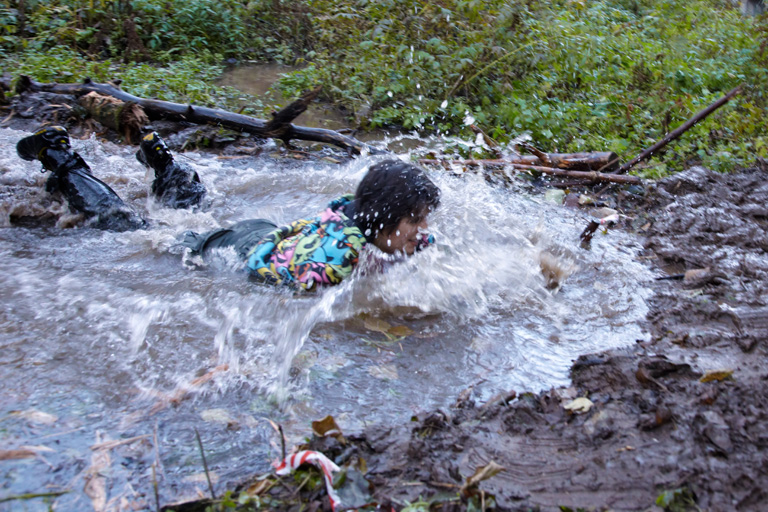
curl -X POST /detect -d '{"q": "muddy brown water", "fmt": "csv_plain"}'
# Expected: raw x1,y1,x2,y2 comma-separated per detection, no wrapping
0,125,651,510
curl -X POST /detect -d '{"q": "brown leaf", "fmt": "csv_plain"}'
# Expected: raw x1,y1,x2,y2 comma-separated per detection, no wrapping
0,449,37,460
461,460,505,494
244,478,273,497
312,415,343,437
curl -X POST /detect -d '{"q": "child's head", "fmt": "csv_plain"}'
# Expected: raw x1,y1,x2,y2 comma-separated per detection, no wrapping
353,159,440,255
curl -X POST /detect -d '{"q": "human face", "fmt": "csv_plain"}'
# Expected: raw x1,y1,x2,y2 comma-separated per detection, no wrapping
373,212,429,256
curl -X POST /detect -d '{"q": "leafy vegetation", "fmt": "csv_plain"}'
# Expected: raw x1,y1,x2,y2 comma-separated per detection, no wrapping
1,0,766,174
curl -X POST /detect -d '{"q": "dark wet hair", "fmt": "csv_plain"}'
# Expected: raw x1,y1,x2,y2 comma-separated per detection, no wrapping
352,159,440,239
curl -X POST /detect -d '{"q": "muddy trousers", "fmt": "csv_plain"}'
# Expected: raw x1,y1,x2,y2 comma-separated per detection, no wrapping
180,219,278,260
43,150,147,231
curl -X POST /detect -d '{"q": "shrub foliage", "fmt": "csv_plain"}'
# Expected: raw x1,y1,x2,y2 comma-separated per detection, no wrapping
1,0,766,173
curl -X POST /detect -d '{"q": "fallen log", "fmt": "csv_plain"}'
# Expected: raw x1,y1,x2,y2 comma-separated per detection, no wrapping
78,92,148,144
16,76,379,155
419,159,642,185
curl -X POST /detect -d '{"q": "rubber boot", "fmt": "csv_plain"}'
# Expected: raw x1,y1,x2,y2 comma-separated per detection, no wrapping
17,127,147,231
136,132,206,209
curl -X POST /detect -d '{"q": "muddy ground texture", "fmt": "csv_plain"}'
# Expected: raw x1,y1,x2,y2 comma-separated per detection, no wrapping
3,90,768,511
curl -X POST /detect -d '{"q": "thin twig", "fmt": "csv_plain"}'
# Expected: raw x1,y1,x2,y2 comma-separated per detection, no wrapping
0,491,69,503
194,428,217,501
152,464,160,512
278,424,286,461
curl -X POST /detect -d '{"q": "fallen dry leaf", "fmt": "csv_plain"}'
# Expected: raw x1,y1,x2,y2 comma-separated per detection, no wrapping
312,415,343,437
0,449,37,460
461,460,505,494
564,397,594,414
10,409,58,425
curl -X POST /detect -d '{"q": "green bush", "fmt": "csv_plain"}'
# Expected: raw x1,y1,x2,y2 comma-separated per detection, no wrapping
2,0,767,174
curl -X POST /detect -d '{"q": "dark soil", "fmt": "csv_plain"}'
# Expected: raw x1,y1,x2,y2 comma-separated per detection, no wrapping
4,91,768,511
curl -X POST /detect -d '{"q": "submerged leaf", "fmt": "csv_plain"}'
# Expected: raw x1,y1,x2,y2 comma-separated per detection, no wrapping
10,409,58,425
368,364,399,380
364,316,392,333
200,408,236,425
388,325,414,337
700,369,734,383
0,449,37,460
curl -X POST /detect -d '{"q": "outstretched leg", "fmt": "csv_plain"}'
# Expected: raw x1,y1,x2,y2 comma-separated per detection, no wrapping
181,219,277,259
16,126,147,231
136,132,207,209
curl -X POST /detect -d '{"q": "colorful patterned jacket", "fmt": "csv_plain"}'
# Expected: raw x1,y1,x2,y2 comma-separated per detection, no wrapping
245,195,366,290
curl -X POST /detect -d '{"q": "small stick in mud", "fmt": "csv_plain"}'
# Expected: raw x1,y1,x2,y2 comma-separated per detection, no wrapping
0,491,69,504
278,424,287,461
194,428,217,500
152,464,160,512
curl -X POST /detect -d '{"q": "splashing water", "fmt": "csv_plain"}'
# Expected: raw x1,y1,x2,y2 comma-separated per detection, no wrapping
0,127,650,509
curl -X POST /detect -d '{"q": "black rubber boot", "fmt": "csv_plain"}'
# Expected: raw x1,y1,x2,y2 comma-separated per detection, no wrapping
17,128,146,232
16,126,71,161
136,132,206,209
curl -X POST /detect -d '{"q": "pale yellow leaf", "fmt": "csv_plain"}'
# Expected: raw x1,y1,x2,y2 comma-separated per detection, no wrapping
563,397,594,414
11,409,58,425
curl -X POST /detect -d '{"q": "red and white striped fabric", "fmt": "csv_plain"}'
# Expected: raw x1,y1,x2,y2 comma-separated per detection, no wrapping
273,450,342,510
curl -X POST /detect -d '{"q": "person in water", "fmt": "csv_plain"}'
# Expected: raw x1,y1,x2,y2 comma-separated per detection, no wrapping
181,158,441,290
16,126,441,290
16,126,206,231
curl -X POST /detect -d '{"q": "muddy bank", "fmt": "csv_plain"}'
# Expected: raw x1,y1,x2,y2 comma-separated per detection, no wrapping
221,165,768,511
